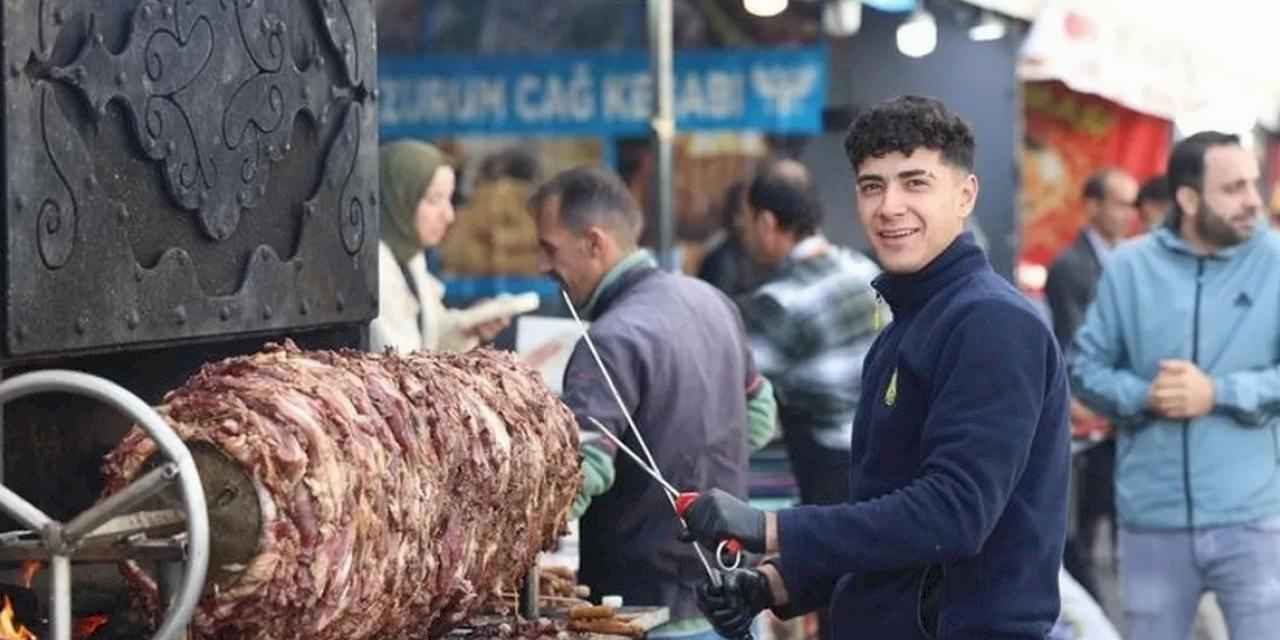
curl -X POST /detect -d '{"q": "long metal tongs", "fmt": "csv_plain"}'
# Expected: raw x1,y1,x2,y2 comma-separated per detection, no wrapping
560,290,725,585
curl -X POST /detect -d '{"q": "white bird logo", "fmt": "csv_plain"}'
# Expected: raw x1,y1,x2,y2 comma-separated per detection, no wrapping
751,64,819,118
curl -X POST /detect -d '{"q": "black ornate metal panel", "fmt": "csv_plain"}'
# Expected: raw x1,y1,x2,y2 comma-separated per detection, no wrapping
2,0,378,360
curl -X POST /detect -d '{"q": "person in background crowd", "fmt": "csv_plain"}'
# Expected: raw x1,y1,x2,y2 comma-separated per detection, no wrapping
372,140,509,352
735,157,882,640
1137,174,1172,231
1071,131,1280,639
1270,185,1280,231
698,179,767,298
683,96,1070,640
531,166,777,640
1043,168,1137,600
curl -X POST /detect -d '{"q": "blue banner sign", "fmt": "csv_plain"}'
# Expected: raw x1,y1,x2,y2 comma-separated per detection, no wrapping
378,46,828,138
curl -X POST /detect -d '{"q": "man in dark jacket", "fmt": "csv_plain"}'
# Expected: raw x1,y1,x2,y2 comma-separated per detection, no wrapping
1044,168,1137,348
1043,168,1137,599
682,96,1071,639
530,166,777,639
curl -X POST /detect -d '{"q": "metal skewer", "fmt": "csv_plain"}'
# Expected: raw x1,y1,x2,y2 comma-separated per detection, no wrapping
564,291,722,586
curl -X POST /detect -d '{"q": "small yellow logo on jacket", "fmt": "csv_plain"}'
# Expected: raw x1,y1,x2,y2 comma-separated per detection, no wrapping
884,369,898,407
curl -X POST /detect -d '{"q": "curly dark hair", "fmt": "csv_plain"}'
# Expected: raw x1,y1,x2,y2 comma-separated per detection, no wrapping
843,96,976,173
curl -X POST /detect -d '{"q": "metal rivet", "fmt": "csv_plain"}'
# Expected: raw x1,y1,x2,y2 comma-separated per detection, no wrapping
85,175,97,191
198,191,208,206
163,6,174,18
94,33,104,47
115,72,126,87
126,311,139,329
371,89,380,101
267,144,276,157
237,192,247,205
336,294,345,311
316,56,325,69
299,299,309,315
257,184,266,197
75,317,87,334
173,305,186,325
262,305,273,320
140,5,152,20
284,142,292,153
165,141,176,155
261,17,271,32
117,204,129,223
219,305,231,321
302,202,315,217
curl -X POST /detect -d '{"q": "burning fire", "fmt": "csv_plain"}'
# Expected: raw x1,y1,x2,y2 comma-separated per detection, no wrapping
0,596,35,640
0,562,110,640
17,564,39,591
73,615,107,640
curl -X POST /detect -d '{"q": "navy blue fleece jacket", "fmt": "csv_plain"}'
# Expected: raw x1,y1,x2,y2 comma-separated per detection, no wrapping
773,233,1070,639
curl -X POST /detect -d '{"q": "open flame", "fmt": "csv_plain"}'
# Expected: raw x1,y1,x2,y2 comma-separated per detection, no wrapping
72,614,107,640
17,564,39,591
0,596,36,640
0,561,111,640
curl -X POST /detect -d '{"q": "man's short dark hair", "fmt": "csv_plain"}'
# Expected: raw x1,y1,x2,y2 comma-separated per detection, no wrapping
1136,175,1170,207
748,158,821,238
1166,131,1241,225
528,166,643,245
844,96,976,173
1083,169,1119,202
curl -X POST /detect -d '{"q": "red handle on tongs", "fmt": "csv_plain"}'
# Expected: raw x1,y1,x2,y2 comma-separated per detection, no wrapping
676,492,743,557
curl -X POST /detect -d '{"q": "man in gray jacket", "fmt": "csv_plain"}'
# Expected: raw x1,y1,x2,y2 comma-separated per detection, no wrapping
531,166,776,639
1071,131,1280,639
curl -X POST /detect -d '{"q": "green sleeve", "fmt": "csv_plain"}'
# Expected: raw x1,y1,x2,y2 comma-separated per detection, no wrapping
570,441,616,520
746,376,778,453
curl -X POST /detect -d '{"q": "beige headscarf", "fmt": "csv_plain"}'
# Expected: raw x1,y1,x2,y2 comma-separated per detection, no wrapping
379,140,447,265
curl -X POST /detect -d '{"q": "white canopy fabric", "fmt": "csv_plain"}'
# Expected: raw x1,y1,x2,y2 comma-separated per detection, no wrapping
969,0,1280,131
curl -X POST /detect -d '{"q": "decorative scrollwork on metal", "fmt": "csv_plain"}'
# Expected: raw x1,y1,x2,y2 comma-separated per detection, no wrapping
3,0,379,359
58,0,343,242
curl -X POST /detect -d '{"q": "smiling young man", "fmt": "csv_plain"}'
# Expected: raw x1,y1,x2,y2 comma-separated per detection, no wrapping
681,96,1071,639
1070,131,1280,640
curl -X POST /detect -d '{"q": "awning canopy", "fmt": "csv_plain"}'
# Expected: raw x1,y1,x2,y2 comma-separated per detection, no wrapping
1015,0,1280,131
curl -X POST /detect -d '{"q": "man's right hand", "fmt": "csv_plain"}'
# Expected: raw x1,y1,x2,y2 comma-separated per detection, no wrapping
1148,359,1215,419
696,569,774,639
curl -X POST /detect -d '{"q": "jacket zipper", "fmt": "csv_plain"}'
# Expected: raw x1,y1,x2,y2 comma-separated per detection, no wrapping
1184,258,1205,530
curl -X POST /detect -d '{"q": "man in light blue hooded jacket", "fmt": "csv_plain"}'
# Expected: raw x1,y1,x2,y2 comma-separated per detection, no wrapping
1071,130,1280,640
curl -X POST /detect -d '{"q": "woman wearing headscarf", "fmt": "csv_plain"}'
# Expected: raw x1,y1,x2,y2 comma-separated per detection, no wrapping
372,140,508,352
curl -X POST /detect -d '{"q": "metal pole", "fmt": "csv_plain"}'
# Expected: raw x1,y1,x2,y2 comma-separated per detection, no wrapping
647,0,676,271
50,554,71,640
0,484,53,532
62,463,179,545
518,559,540,619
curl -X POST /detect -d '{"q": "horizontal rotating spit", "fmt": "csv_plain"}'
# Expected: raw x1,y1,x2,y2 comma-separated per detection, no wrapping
0,370,209,640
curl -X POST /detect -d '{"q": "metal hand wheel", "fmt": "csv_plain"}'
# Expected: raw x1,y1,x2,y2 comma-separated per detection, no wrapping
0,370,209,640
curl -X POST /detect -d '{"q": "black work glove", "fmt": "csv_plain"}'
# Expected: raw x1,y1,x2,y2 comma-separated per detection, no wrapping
680,488,768,553
696,568,774,639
